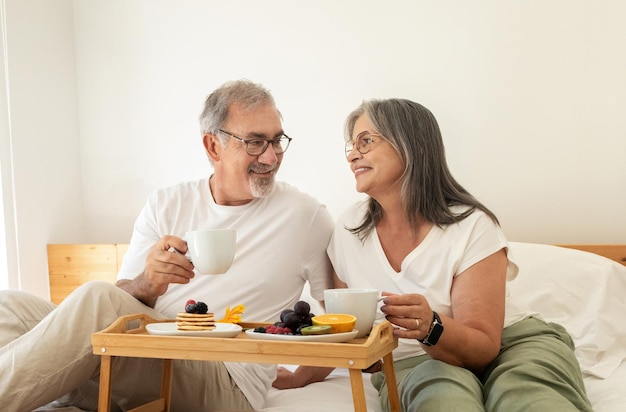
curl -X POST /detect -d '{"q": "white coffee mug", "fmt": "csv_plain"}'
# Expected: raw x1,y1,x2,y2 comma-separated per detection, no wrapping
185,229,236,275
324,288,380,338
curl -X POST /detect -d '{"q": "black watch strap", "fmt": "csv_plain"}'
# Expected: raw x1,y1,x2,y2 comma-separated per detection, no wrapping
418,311,444,346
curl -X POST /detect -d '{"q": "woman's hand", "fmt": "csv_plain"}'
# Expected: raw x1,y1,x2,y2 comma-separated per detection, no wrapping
380,292,433,341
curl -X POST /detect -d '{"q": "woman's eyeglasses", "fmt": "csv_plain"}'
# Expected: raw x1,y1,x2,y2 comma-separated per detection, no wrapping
345,132,384,158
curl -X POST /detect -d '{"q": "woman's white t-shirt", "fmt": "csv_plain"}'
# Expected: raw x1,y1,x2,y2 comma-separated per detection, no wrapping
327,201,524,362
118,178,334,410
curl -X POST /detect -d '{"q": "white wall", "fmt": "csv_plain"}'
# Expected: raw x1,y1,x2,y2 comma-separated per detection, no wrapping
3,0,626,299
1,0,84,298
0,0,13,291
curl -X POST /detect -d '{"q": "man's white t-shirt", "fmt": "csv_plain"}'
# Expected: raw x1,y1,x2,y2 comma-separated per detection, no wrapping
327,201,524,362
118,178,334,410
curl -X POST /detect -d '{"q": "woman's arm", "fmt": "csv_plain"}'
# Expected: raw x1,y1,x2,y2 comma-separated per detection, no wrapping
382,248,508,373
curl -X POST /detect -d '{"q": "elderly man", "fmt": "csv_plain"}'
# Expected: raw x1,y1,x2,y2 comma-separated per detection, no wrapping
0,79,334,411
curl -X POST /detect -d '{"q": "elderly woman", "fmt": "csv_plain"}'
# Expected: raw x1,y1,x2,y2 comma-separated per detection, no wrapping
326,98,592,412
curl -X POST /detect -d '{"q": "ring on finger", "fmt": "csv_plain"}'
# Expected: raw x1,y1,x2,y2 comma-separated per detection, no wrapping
414,318,420,329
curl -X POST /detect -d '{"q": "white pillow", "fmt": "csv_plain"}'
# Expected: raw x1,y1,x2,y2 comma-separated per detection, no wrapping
507,242,626,379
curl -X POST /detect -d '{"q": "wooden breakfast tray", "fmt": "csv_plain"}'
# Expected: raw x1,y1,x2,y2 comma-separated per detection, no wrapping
92,313,400,412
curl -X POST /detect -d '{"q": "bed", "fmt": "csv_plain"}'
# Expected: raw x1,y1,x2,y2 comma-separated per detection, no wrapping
42,242,626,411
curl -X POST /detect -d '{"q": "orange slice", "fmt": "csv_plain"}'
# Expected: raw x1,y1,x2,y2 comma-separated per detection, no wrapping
312,313,357,333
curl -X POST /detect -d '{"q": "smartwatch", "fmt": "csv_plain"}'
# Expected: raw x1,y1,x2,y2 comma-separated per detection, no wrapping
418,311,444,346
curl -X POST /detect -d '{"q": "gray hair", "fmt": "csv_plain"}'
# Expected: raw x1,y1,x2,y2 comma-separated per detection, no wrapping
199,79,280,147
344,98,498,240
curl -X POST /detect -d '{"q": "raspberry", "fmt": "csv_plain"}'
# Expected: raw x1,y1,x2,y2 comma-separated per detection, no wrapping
185,299,196,307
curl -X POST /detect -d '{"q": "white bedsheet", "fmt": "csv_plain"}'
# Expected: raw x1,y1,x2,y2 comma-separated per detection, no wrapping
263,367,381,411
583,360,626,412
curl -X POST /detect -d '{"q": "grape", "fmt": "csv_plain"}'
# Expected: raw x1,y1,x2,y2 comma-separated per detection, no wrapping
264,300,316,335
280,309,295,323
283,312,302,331
294,301,310,316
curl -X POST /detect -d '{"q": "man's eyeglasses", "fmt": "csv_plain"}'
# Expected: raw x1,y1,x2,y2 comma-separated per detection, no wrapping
218,129,292,156
345,132,384,158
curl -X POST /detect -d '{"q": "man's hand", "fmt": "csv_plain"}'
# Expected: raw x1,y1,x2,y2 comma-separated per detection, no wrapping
272,366,334,389
116,235,195,307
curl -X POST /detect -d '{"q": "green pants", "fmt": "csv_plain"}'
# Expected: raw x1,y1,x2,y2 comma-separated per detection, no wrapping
372,317,592,412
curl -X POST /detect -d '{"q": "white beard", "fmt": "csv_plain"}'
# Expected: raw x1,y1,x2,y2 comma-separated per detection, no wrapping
250,174,275,197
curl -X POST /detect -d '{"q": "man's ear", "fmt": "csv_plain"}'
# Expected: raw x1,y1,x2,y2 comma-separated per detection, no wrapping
203,133,222,162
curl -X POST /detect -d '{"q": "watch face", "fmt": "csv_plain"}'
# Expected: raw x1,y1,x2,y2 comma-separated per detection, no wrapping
426,322,444,345
421,312,444,346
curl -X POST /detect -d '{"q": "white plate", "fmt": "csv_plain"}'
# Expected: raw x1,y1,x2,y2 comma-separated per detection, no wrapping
245,329,359,343
146,322,242,338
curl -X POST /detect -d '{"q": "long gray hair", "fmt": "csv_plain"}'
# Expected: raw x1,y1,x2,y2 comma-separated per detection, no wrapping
199,79,281,146
344,98,498,240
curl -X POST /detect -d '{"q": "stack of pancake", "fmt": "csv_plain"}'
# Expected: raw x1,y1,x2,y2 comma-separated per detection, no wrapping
176,312,216,331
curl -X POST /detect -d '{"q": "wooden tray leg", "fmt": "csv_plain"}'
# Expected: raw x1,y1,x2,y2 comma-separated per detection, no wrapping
348,368,367,412
382,353,401,412
98,355,113,412
161,359,173,411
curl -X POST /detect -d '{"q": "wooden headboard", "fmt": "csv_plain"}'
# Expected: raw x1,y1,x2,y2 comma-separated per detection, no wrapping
554,244,626,266
47,243,626,305
47,244,129,304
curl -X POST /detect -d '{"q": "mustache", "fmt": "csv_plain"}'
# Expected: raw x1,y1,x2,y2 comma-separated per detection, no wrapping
249,164,276,174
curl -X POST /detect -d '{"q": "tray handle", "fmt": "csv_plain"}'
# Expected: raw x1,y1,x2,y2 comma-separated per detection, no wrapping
363,320,395,346
99,313,161,334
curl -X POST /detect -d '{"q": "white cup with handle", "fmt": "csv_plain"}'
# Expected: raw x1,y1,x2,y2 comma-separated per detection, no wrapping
324,288,380,338
185,229,236,275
